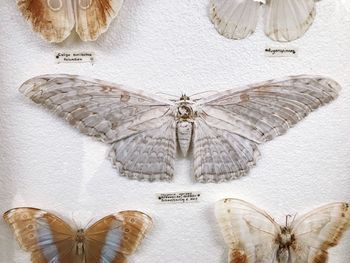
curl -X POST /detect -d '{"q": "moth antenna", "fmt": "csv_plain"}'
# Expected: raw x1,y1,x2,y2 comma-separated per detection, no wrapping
83,217,95,229
291,213,298,226
285,214,292,227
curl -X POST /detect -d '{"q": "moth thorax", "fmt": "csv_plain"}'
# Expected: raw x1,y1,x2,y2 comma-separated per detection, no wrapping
177,104,193,120
276,227,294,263
177,121,193,156
75,229,85,256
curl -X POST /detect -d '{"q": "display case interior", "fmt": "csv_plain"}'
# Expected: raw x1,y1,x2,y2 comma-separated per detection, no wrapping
1,1,350,262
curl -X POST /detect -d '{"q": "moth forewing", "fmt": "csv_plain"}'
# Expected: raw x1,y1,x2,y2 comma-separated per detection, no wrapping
289,202,350,261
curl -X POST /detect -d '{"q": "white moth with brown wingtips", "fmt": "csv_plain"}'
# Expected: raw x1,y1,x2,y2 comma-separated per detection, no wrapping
16,0,124,42
20,74,340,183
215,198,350,263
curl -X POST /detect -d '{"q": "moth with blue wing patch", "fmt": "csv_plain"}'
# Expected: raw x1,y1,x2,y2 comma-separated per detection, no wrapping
3,208,152,263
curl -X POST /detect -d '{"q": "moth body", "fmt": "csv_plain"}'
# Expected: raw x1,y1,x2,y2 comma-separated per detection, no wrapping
276,227,295,263
176,95,195,156
75,229,85,256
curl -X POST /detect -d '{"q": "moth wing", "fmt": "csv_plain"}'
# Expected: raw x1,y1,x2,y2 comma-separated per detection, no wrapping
20,74,177,181
84,211,152,263
74,0,124,41
215,198,280,262
209,0,262,39
290,202,350,262
17,0,75,42
109,115,176,182
264,0,316,42
3,207,76,263
193,75,340,182
192,117,260,183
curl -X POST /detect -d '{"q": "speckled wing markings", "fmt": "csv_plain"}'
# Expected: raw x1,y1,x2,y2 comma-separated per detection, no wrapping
3,207,76,263
4,208,153,263
74,0,124,41
209,0,262,39
215,199,350,263
193,118,260,183
20,74,176,182
194,76,340,182
210,0,319,42
265,0,316,42
109,116,176,181
215,199,279,262
16,0,123,42
17,0,75,42
290,203,350,262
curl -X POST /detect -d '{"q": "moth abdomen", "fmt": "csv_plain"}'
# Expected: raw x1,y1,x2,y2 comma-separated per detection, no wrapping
177,121,193,156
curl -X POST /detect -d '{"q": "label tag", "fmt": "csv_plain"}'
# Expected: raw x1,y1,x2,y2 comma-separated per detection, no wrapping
55,51,95,64
265,46,298,57
157,191,201,204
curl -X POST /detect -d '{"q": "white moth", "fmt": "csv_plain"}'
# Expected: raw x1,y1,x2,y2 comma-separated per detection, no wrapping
210,0,319,42
20,75,340,183
215,198,350,263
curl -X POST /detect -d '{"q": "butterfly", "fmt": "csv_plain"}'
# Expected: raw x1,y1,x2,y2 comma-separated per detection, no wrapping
3,207,152,263
20,74,340,183
215,198,350,263
16,0,124,42
210,0,319,42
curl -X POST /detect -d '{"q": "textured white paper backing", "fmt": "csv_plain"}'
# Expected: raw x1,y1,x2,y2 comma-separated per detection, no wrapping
1,1,350,262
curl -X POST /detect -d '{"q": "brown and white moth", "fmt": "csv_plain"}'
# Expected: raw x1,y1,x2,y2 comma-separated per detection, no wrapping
17,0,124,42
4,207,152,263
215,198,350,263
20,74,340,183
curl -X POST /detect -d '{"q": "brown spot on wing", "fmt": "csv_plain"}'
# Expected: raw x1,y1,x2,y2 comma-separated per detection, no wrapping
121,92,130,102
312,251,328,263
229,248,248,263
239,93,250,102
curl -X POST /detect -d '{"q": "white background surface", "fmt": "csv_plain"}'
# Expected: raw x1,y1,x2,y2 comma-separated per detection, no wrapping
1,0,350,262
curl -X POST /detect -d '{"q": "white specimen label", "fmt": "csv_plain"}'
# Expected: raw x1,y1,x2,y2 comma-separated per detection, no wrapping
265,46,298,57
157,191,201,204
55,51,95,64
